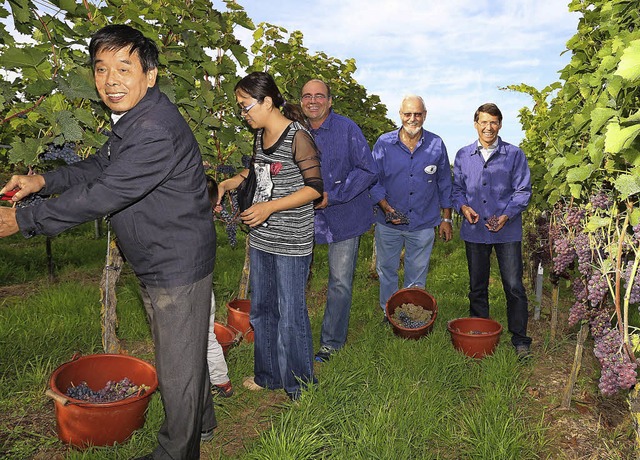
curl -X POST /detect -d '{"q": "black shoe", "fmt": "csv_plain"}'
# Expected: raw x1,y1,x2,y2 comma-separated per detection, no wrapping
314,345,336,362
201,427,215,442
515,344,532,361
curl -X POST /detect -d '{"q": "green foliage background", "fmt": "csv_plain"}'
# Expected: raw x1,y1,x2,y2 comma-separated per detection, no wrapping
510,0,640,210
0,0,394,182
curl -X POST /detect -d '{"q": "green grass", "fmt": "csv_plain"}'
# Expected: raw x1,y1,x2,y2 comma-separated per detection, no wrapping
0,223,552,459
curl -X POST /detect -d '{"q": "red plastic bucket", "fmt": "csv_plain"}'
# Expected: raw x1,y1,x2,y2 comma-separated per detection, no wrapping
47,353,158,448
226,298,254,342
385,288,438,340
447,317,503,358
214,321,242,355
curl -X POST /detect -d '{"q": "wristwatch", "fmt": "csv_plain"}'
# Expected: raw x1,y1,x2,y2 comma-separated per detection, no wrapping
441,218,453,223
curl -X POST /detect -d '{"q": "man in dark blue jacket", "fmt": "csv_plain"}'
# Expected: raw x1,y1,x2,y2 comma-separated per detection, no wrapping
0,25,216,459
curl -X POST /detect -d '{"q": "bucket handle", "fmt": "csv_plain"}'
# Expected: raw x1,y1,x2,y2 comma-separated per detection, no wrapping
45,389,71,406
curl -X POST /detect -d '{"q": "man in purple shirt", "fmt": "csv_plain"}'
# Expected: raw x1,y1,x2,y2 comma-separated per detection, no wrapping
451,103,532,359
301,79,378,362
370,95,453,319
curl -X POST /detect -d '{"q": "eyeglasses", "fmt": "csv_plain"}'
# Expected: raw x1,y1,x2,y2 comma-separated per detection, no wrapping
301,93,328,102
476,121,500,128
401,112,425,118
237,100,258,118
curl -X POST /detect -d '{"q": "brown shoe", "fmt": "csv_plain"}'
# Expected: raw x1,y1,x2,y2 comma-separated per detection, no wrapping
242,376,264,391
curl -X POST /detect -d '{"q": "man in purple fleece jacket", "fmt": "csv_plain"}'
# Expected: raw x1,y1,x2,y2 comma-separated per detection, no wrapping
301,79,378,362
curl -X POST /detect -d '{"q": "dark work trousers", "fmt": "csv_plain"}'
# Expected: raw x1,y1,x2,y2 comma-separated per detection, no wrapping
464,241,532,347
140,273,216,459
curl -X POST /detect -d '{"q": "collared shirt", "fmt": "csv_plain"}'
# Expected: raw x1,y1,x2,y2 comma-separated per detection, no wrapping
452,137,531,244
479,139,498,162
370,128,453,231
311,110,377,244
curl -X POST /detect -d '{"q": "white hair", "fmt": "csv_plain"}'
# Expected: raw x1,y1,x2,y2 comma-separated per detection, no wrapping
399,95,426,112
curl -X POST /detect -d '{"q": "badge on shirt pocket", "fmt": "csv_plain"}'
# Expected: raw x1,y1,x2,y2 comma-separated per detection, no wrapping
424,165,437,174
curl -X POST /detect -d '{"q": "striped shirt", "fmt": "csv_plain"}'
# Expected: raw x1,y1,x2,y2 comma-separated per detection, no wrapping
249,122,317,256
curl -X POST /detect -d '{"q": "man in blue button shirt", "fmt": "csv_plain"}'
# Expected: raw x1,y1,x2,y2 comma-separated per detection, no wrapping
301,79,378,362
370,95,453,319
451,103,532,360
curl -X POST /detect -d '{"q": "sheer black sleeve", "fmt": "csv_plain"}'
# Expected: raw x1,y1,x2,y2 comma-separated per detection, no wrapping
292,129,323,195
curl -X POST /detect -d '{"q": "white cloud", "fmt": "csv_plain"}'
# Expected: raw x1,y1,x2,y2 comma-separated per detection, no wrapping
234,0,581,157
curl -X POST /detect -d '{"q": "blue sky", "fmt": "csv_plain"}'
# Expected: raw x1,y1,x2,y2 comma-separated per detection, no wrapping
233,0,581,158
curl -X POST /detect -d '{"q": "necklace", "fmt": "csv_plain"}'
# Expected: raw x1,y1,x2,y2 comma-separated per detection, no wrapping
400,129,420,151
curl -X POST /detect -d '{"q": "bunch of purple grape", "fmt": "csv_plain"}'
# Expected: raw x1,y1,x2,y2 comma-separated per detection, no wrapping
592,326,637,395
587,272,608,305
40,142,81,165
486,215,500,231
622,261,640,304
15,194,48,209
216,164,237,176
395,311,427,329
568,301,588,327
552,237,576,274
564,207,585,227
385,210,409,225
589,191,612,210
573,233,592,276
216,192,240,248
66,377,148,403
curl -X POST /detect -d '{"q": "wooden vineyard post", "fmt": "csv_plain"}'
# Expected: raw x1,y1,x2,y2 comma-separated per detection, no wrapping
628,386,640,454
100,235,123,354
238,234,250,299
46,236,55,281
561,321,589,409
550,280,560,342
534,263,543,320
369,239,377,278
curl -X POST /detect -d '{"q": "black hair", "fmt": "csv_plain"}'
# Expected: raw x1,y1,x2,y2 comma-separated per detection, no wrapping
89,24,159,73
234,71,306,125
474,103,503,123
206,176,218,206
302,79,332,99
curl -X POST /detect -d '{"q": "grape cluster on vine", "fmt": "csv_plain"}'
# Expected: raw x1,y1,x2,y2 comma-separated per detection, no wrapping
586,272,608,306
552,237,575,274
589,191,612,210
216,164,236,176
215,192,241,248
40,142,81,165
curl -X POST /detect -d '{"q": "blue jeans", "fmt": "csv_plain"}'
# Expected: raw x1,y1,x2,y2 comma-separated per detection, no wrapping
465,241,531,347
375,224,435,312
249,247,316,399
320,236,360,350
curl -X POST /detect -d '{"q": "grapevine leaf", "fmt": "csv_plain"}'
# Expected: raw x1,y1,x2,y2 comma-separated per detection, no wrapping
614,174,640,200
585,215,611,232
566,165,594,182
604,121,640,154
55,70,100,101
569,183,582,199
0,46,48,69
590,107,616,136
24,79,57,98
55,111,84,142
614,39,640,81
9,137,46,165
